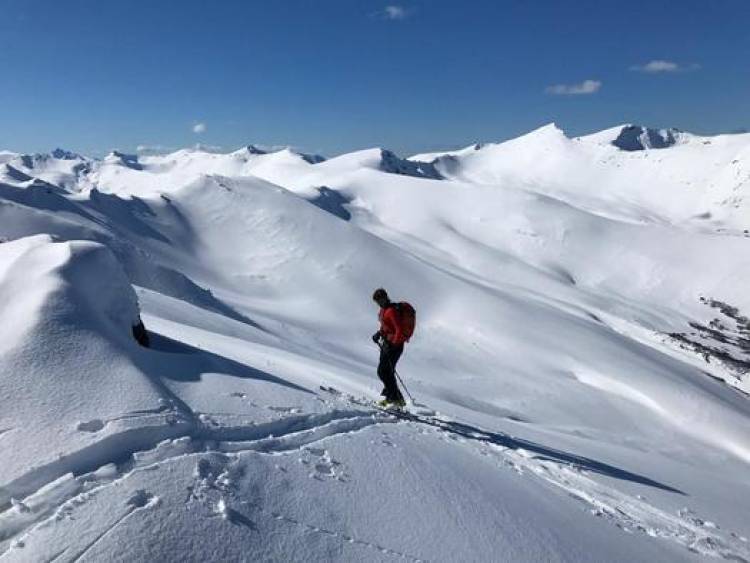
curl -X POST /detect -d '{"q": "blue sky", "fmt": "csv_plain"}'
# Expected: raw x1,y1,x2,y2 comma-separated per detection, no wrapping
0,0,748,156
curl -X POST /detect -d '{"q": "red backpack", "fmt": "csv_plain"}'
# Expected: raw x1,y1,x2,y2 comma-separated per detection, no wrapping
394,302,416,342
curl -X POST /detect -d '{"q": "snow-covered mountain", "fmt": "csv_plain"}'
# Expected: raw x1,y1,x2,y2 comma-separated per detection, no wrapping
1,125,750,562
1,149,92,192
412,124,750,231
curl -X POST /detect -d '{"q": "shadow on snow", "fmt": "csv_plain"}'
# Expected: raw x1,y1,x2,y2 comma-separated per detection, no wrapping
397,411,686,495
140,331,312,396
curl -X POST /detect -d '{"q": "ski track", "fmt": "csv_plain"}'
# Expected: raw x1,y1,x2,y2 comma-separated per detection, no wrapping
0,406,395,554
65,508,132,563
325,389,750,562
45,547,68,563
3,391,750,562
0,407,378,509
65,490,159,563
496,448,750,562
269,510,427,562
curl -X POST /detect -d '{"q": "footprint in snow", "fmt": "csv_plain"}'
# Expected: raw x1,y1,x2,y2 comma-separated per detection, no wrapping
199,413,220,426
11,498,31,513
76,419,105,432
302,447,344,480
158,398,173,411
127,489,159,509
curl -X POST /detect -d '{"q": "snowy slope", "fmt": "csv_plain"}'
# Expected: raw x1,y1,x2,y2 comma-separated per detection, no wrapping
1,125,750,562
0,236,164,498
3,150,92,192
87,146,323,198
413,124,750,232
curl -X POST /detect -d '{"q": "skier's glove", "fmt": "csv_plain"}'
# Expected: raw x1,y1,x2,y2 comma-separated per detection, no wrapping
372,331,382,345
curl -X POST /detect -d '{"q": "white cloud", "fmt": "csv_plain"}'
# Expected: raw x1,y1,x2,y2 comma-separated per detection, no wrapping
374,5,410,20
385,5,407,19
192,122,207,134
630,60,701,73
545,79,602,96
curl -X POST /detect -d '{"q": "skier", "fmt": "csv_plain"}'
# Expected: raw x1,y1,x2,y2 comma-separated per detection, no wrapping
371,288,415,408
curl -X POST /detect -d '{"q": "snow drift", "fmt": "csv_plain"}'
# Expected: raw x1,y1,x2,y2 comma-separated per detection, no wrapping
0,236,159,504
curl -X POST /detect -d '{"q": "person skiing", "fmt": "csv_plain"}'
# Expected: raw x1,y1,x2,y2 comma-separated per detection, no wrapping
371,288,412,408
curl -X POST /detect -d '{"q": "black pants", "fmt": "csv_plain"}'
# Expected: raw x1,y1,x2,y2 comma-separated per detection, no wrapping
378,342,404,402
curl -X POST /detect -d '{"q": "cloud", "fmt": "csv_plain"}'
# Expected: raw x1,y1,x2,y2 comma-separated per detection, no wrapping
192,122,207,134
630,60,701,73
545,79,602,96
373,5,410,20
385,5,407,19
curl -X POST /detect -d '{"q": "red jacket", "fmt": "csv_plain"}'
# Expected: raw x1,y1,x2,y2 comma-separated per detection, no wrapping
379,305,406,345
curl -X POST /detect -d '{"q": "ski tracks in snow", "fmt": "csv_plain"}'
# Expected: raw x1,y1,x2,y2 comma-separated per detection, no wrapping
64,490,160,563
3,387,750,562
185,450,426,562
0,401,398,559
268,510,427,563
497,447,750,561
324,387,750,562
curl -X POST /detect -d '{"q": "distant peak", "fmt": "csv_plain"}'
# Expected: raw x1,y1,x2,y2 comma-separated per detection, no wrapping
378,149,443,180
51,148,83,160
244,144,268,155
530,122,566,137
300,152,326,164
612,125,685,151
236,144,325,164
507,123,569,145
106,150,143,170
108,150,136,159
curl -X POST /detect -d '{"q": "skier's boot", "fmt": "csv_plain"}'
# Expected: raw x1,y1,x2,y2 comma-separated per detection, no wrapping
378,398,405,410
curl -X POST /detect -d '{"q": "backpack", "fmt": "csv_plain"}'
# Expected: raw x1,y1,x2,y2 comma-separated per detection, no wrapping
394,302,416,341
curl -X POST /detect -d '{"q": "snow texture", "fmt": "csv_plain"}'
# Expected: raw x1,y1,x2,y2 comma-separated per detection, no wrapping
1,125,750,562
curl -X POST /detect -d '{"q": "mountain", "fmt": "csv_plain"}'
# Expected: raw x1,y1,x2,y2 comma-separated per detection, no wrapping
411,123,750,230
581,124,687,150
85,145,324,197
1,127,749,562
4,149,92,191
104,150,144,171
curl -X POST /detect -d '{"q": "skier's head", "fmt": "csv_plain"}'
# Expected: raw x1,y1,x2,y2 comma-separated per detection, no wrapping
372,288,390,308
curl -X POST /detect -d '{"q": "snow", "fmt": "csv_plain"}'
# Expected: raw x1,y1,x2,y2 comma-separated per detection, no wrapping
87,146,323,198
1,125,750,562
412,123,750,232
3,151,91,192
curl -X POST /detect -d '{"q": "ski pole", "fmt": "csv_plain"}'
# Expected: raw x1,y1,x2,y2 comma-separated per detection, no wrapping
393,368,414,403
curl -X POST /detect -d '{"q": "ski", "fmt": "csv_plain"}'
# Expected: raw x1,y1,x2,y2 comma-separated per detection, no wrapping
319,385,435,421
